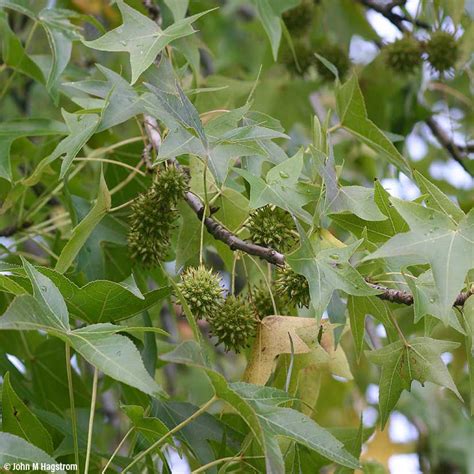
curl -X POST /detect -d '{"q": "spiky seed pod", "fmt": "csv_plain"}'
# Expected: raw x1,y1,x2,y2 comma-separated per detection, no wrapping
153,165,189,205
275,265,310,308
384,36,422,74
280,38,315,76
282,0,315,35
127,186,177,266
425,31,459,73
177,265,224,320
208,296,257,352
245,206,297,252
248,283,290,319
315,43,350,81
127,166,188,267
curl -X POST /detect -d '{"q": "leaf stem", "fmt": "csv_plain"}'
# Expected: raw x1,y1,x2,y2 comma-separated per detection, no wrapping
75,157,147,176
122,395,218,472
84,367,99,474
109,198,135,213
388,310,409,345
247,255,277,314
327,123,341,133
199,203,207,265
231,253,238,295
191,455,264,473
101,427,134,474
65,343,80,474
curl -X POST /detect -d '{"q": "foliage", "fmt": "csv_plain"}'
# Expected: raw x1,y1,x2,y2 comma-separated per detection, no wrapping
0,0,473,473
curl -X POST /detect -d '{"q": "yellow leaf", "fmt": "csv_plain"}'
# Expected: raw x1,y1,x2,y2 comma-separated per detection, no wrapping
243,316,316,385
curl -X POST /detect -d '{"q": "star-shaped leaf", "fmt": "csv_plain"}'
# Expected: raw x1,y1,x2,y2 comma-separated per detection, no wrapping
366,337,461,428
25,110,100,184
414,170,465,224
0,119,67,181
364,199,474,324
313,146,386,222
287,232,379,317
331,180,409,247
65,65,144,131
404,270,464,333
235,149,317,223
83,0,209,84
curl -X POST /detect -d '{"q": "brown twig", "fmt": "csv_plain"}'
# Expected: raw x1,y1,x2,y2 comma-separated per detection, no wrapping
142,114,472,308
183,191,286,266
356,0,430,30
139,0,472,309
368,282,473,306
425,117,471,174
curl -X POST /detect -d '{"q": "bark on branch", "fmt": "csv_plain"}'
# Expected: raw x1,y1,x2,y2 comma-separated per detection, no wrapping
140,0,472,309
356,0,430,30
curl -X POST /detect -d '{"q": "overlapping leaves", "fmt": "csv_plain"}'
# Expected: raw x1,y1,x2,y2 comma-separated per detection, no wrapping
0,259,164,397
364,198,473,323
161,340,360,472
83,0,209,84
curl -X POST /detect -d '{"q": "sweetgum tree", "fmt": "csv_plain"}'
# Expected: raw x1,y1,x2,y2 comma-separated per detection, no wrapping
0,1,473,472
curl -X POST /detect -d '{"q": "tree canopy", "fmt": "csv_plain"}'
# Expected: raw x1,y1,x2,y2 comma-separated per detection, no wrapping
0,0,473,473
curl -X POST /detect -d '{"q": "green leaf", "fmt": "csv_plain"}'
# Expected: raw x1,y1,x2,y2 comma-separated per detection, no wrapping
252,0,282,60
236,149,316,223
404,270,464,333
38,8,80,100
0,259,69,335
39,268,170,323
0,262,162,398
161,341,275,469
414,170,465,224
0,432,65,474
336,75,411,176
143,59,207,148
55,173,111,274
252,402,360,469
0,274,28,296
162,341,359,471
73,199,128,280
347,296,398,361
464,296,474,415
83,1,209,84
122,404,170,442
287,232,379,317
0,119,67,181
0,11,44,83
331,180,408,246
0,0,36,18
366,337,461,428
22,258,69,331
230,382,295,406
69,323,164,397
2,372,54,454
66,65,144,131
164,0,189,21
213,187,250,232
364,200,474,323
25,110,100,184
153,400,242,467
31,339,91,412
0,295,66,335
313,146,386,221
